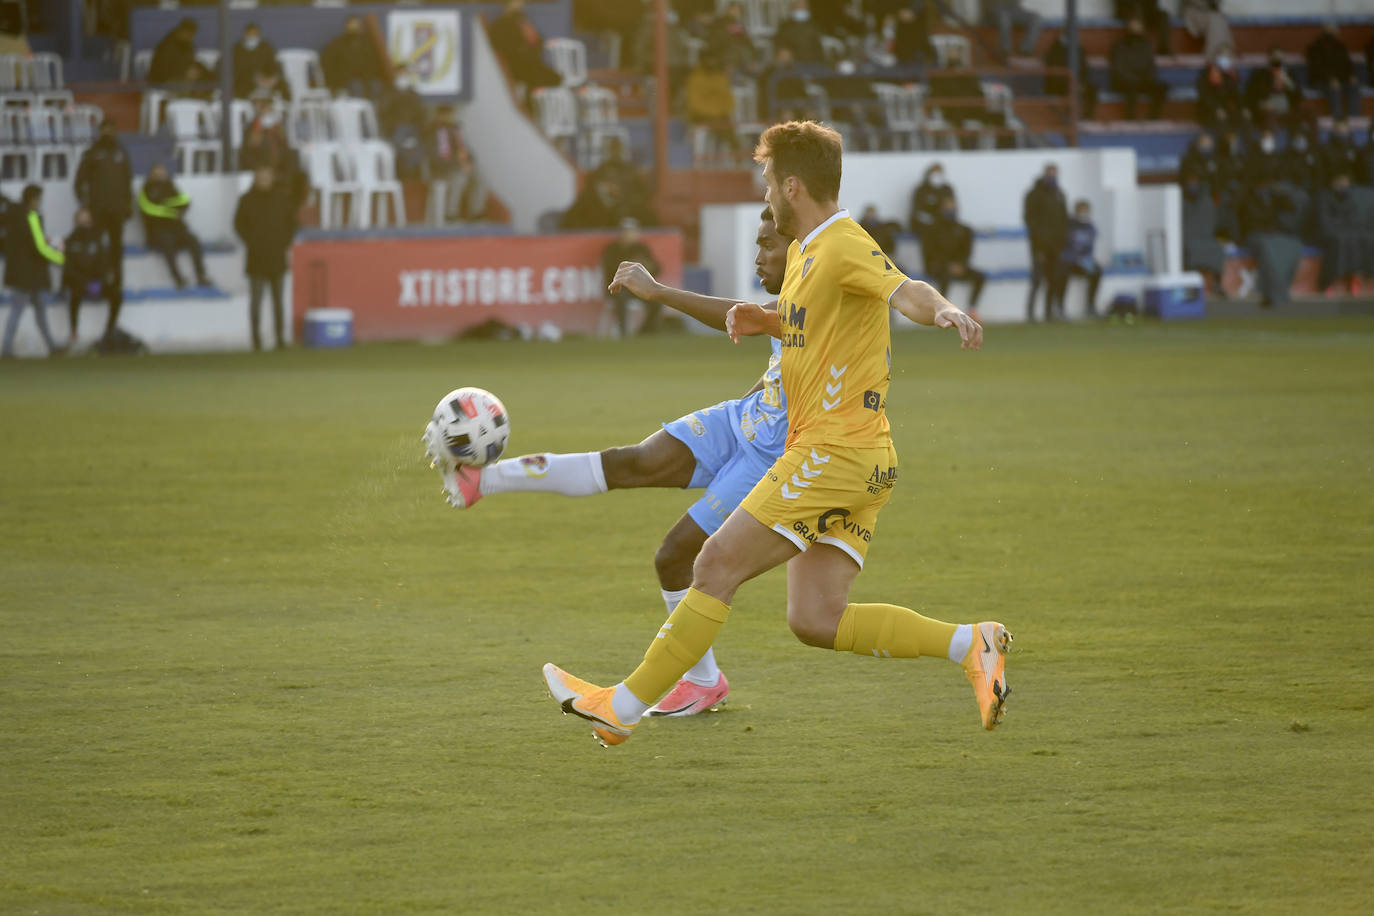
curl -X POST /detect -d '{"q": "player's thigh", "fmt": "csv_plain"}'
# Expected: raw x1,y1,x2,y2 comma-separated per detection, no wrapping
692,508,799,603
601,428,697,490
786,544,862,647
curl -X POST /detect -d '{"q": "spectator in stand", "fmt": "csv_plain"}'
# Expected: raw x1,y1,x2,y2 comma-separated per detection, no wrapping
562,175,653,230
983,0,1042,62
1023,163,1069,322
889,5,935,67
139,163,210,290
1282,126,1323,194
587,135,653,220
858,204,902,264
1114,0,1170,55
379,65,429,178
1046,32,1098,120
922,192,986,320
427,105,488,224
61,207,119,350
239,92,292,173
1305,22,1361,120
602,218,662,337
1181,0,1233,60
147,17,198,85
1314,170,1369,296
774,0,826,66
1194,45,1243,131
1321,119,1363,189
758,46,809,123
1110,17,1167,121
1244,47,1301,130
1181,168,1230,297
231,22,289,101
573,0,644,71
686,52,741,165
1244,129,1284,188
321,15,386,99
170,59,215,103
234,168,299,351
2,184,62,358
929,41,1000,148
1179,131,1223,197
1238,175,1306,307
489,0,563,94
908,162,948,244
74,119,131,309
707,2,758,75
1055,199,1103,319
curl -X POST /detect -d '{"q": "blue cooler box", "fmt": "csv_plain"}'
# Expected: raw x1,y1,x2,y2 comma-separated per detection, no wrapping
1143,272,1205,321
303,308,354,348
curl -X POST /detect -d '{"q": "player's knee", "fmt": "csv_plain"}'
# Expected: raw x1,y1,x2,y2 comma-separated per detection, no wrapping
787,614,835,649
689,536,736,598
653,536,696,590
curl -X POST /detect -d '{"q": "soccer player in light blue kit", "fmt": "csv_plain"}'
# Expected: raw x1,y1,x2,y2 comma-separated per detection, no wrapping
428,208,790,717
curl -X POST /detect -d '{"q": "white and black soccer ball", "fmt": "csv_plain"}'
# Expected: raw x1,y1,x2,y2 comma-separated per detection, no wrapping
428,387,511,468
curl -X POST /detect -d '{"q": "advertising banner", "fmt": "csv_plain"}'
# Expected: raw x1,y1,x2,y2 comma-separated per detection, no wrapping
387,9,462,96
292,231,684,341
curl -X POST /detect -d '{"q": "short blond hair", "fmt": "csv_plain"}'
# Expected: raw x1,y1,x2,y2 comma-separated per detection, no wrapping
753,120,843,204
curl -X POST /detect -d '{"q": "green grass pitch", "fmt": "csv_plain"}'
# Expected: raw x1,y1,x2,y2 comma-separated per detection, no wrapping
3,318,1372,914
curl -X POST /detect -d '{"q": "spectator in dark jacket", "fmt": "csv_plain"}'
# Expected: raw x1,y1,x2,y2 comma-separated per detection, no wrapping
1244,129,1284,188
983,0,1042,60
1109,18,1167,121
1055,199,1102,318
231,22,289,100
234,168,299,350
1239,177,1306,307
139,163,209,289
602,218,662,336
1180,131,1224,197
562,175,654,230
908,163,949,241
1023,163,1069,321
321,15,386,98
1115,0,1170,54
62,207,120,349
1244,47,1301,130
488,0,563,93
1305,23,1361,120
73,119,132,302
1195,46,1243,131
1046,33,1097,120
147,17,198,85
1282,129,1323,194
706,2,757,75
890,5,935,67
2,184,62,357
1321,119,1363,189
1181,169,1230,295
922,193,986,317
774,0,826,65
1314,171,1369,294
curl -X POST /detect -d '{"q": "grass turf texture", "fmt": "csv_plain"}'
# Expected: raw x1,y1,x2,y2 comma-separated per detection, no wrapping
2,318,1372,915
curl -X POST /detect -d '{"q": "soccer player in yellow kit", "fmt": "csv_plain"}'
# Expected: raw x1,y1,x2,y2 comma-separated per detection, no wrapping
544,121,1011,746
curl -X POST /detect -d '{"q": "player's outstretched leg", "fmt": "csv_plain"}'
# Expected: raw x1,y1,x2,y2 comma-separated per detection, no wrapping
543,663,637,747
646,515,730,717
962,621,1013,730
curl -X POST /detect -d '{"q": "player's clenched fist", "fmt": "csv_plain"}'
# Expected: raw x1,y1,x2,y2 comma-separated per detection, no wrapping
725,301,774,343
608,262,659,298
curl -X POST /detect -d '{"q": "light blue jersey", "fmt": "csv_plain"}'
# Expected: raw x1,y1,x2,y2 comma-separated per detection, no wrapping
662,339,789,535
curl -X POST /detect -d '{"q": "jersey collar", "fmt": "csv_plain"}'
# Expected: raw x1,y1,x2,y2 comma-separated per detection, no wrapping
798,208,848,254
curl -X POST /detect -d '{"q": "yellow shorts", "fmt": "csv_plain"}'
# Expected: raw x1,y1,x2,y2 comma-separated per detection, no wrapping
739,442,899,568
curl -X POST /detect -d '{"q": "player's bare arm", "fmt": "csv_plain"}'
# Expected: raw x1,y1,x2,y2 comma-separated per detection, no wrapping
610,262,775,332
726,302,781,342
890,280,983,350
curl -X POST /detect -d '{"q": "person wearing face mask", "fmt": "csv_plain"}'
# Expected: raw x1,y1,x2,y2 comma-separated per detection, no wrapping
1320,120,1362,189
1023,163,1069,322
1244,130,1284,189
1180,132,1223,197
321,15,386,98
908,163,949,246
1195,45,1243,131
230,23,286,100
773,0,825,65
1314,171,1369,296
1054,200,1102,319
379,64,429,177
1180,168,1229,297
1244,47,1300,131
1305,22,1361,120
1282,128,1322,195
921,191,986,321
1109,18,1167,121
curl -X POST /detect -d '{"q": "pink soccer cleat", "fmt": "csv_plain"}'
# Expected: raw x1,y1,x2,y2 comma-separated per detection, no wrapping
645,673,730,717
423,420,484,508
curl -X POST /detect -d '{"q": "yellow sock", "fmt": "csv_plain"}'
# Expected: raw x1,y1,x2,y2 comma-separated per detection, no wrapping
832,603,957,659
624,588,730,704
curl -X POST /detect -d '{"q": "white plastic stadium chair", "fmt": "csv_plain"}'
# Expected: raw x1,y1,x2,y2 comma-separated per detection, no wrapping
930,35,972,71
277,49,330,103
980,81,1026,149
532,86,578,155
27,107,75,179
133,49,152,82
27,52,63,90
329,97,380,143
544,38,587,89
871,82,927,150
353,139,405,228
163,98,222,173
305,141,362,229
0,107,34,179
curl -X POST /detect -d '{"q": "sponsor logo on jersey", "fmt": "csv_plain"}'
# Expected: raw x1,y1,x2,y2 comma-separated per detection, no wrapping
801,257,815,279
872,250,893,271
791,520,819,544
866,464,898,494
813,507,872,543
689,416,706,436
780,298,806,348
863,390,883,411
817,507,850,533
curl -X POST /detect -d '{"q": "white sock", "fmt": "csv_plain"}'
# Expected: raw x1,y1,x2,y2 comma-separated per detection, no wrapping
611,682,649,725
660,588,723,687
479,451,608,497
948,623,973,663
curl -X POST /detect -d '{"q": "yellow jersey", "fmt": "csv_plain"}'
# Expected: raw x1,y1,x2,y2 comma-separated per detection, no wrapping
775,210,907,450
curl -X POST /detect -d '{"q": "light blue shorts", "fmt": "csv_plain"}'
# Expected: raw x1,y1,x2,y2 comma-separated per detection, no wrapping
663,401,781,536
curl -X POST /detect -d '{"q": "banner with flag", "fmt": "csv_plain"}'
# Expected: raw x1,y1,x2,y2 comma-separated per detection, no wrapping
387,9,462,96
